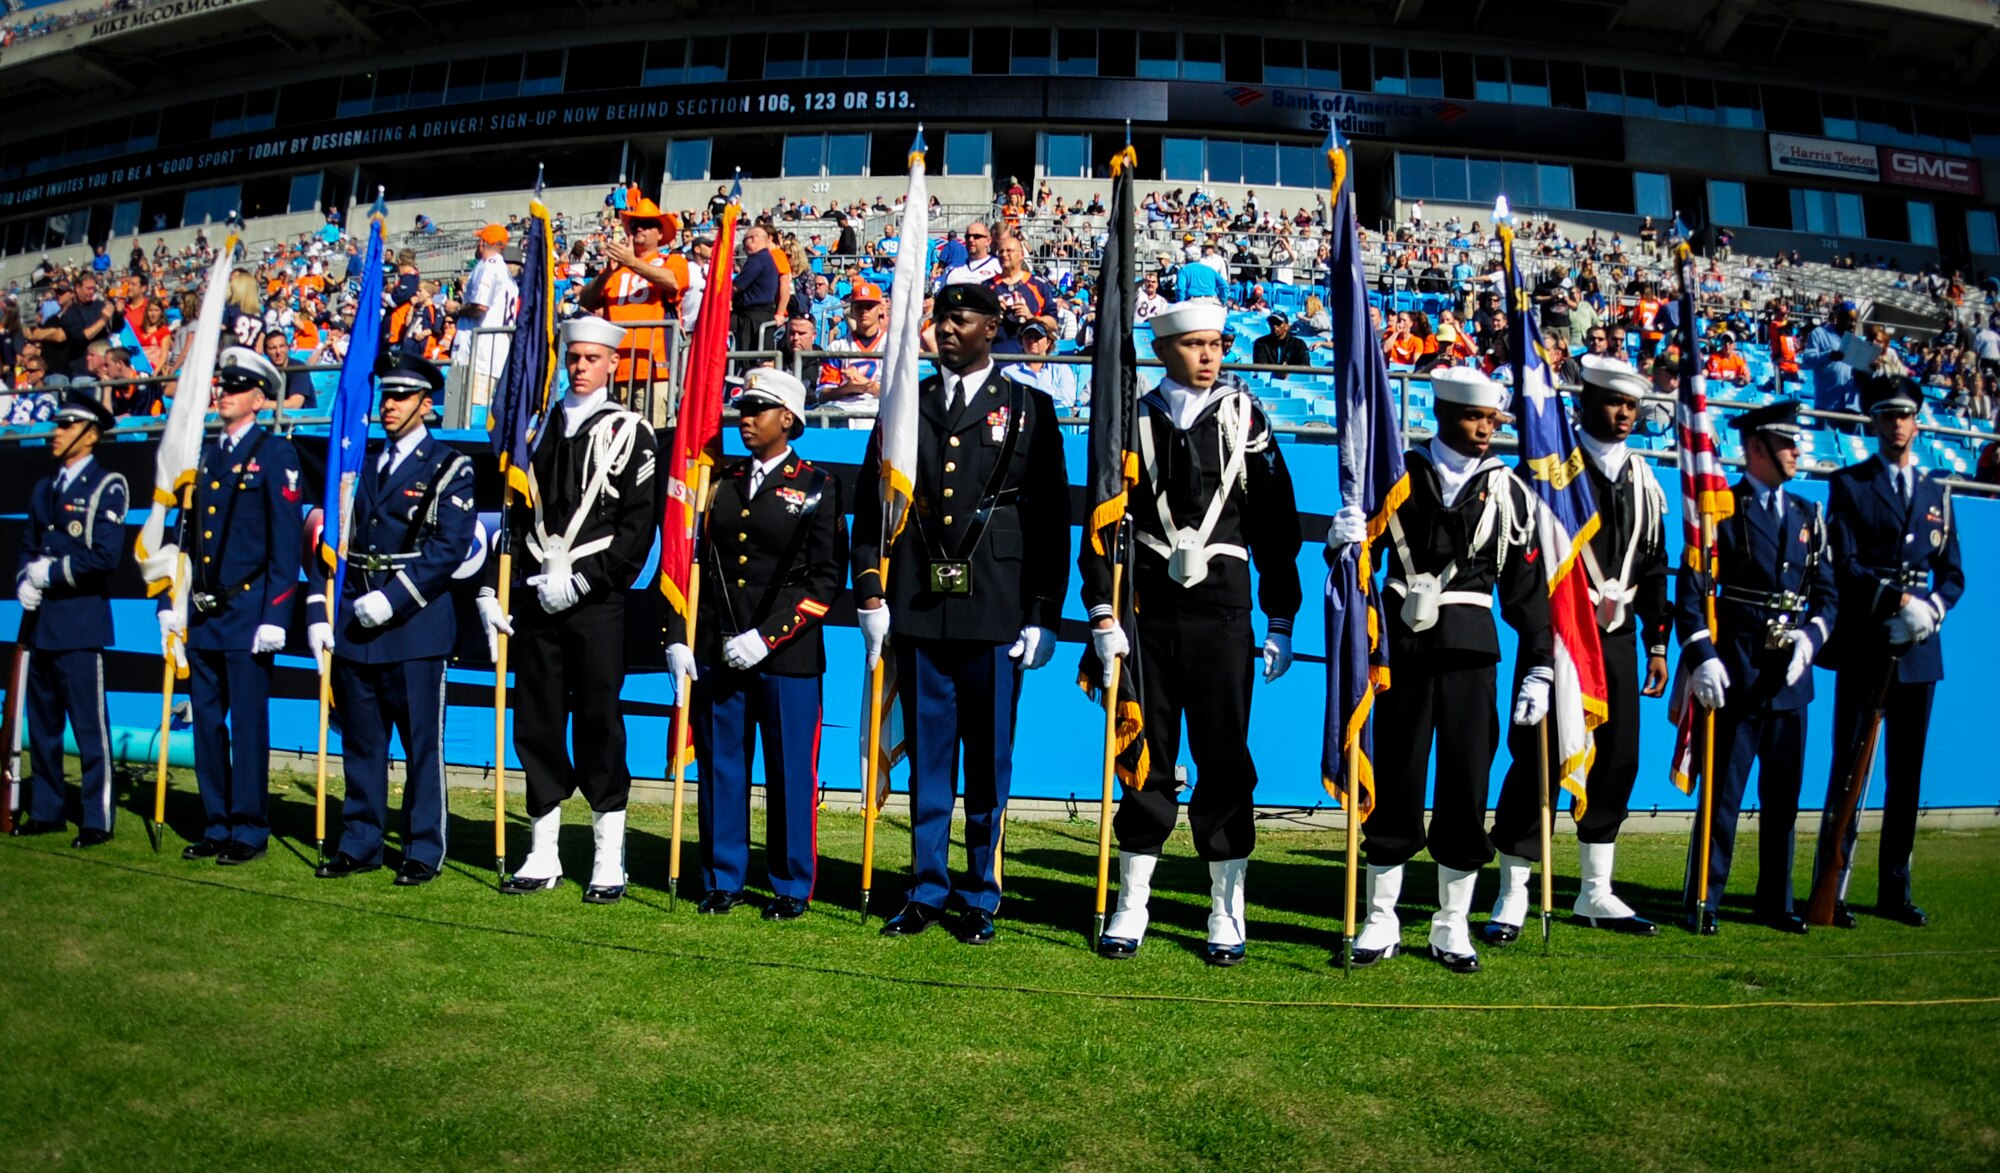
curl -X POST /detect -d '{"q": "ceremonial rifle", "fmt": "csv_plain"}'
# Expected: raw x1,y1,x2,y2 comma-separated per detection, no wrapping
1805,650,1902,926
0,636,28,836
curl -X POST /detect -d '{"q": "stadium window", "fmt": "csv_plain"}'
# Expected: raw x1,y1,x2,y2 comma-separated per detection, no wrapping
1278,144,1318,188
688,36,728,83
1371,46,1406,94
1012,27,1052,76
1303,41,1340,88
1633,171,1670,219
1163,137,1204,181
1974,113,2000,158
1510,58,1549,106
1408,50,1443,97
111,199,140,237
782,135,826,178
127,109,159,152
1834,191,1865,237
523,50,564,95
1137,32,1177,79
644,39,688,85
808,30,846,78
55,127,85,168
1097,29,1136,78
1572,165,1633,215
847,29,886,77
332,73,372,119
1715,82,1758,129
1827,94,1861,141
1474,55,1509,104
1912,104,1946,152
1341,44,1373,91
406,66,444,109
1682,77,1716,125
1583,65,1621,114
1431,155,1468,202
826,133,868,176
287,173,322,215
1708,180,1746,226
1041,132,1090,179
971,28,1009,75
1743,181,1789,229
241,88,277,134
1397,153,1433,199
483,55,523,102
1653,73,1685,122
727,34,764,82
83,119,119,162
445,59,484,105
1503,160,1538,205
182,184,239,226
1538,163,1572,209
1941,109,1973,156
1242,141,1277,186
1622,70,1656,120
1183,34,1224,82
1264,37,1303,86
373,67,412,113
1967,209,1998,256
1547,60,1585,110
1886,101,1917,148
1757,85,1818,134
1224,34,1261,84
160,100,211,146
942,131,990,177
666,139,711,182
886,29,925,74
1863,194,1909,243
765,32,805,79
1467,158,1502,205
932,29,972,75
1207,139,1241,184
210,93,244,138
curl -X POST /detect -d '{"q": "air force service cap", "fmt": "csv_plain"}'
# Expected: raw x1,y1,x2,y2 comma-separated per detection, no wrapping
377,354,443,399
1728,399,1803,442
1861,374,1921,416
53,391,115,432
216,346,283,396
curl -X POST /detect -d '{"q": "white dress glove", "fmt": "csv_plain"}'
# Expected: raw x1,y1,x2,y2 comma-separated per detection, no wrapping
1089,623,1129,688
308,621,335,661
16,581,42,611
1008,625,1058,670
858,604,891,669
723,630,770,671
1885,597,1938,646
252,623,287,655
1691,657,1731,710
25,557,52,590
475,586,513,662
1262,631,1293,683
1782,629,1814,686
158,609,185,654
529,571,586,615
353,590,393,629
1325,504,1368,552
666,642,699,682
1511,665,1553,726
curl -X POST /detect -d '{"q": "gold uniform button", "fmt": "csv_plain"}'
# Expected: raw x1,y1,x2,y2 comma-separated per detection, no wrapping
202,556,212,564
948,436,961,447
943,488,954,498
206,506,216,515
945,462,957,473
737,532,748,541
943,515,955,526
210,481,220,490
203,530,213,539
740,509,751,518
737,554,748,564
736,578,747,587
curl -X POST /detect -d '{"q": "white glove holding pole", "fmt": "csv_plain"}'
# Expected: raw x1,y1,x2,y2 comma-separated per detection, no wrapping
251,624,287,655
1511,665,1553,726
530,571,586,615
25,557,52,590
857,604,891,669
352,590,393,629
16,581,42,611
1691,657,1731,710
475,586,513,662
1089,623,1129,688
1262,631,1293,683
1008,625,1058,670
1325,504,1368,553
723,630,770,671
1885,596,1938,646
308,621,335,661
157,609,184,655
1782,629,1814,686
666,642,699,682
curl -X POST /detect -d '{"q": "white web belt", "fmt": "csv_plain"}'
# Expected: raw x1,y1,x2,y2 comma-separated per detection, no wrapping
1132,395,1250,589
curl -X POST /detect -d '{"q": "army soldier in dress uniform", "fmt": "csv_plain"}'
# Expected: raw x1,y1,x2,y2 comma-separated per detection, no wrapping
1485,356,1670,942
11,393,125,846
307,356,480,886
478,316,660,903
1812,375,1963,928
160,347,305,865
1677,400,1835,935
1082,301,1301,966
850,282,1071,946
1331,366,1551,973
666,369,847,921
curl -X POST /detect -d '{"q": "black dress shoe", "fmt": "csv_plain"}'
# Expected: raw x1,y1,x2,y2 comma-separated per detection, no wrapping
216,841,266,866
763,896,809,921
1479,920,1521,946
499,873,560,895
879,902,943,937
697,890,748,915
1097,936,1140,960
1428,944,1481,974
1204,942,1246,967
955,909,996,945
1347,943,1400,968
182,839,226,860
1761,912,1809,935
1577,913,1659,936
11,818,65,837
582,883,625,905
393,861,438,887
1880,901,1929,927
314,852,382,879
1831,901,1859,929
1686,909,1720,936
70,828,112,849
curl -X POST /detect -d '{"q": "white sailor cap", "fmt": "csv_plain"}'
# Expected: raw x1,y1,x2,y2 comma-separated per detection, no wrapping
738,367,808,430
1429,364,1512,414
561,314,628,351
1147,300,1228,339
1579,354,1650,402
216,346,283,396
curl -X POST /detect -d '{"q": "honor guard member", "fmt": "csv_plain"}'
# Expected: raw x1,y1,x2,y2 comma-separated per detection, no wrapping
1333,366,1552,973
12,393,125,846
851,282,1072,946
1812,376,1963,928
307,356,479,886
1486,356,1670,942
1082,300,1301,966
665,369,847,921
1676,400,1835,935
478,315,660,902
161,347,305,864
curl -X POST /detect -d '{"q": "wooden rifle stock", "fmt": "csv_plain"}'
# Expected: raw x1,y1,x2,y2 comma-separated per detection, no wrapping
1804,653,1900,926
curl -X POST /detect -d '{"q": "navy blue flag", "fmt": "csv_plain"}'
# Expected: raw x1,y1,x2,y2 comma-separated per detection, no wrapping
489,172,556,499
321,189,386,610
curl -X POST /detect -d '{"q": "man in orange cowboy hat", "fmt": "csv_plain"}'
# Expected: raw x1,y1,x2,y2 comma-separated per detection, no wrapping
580,196,686,423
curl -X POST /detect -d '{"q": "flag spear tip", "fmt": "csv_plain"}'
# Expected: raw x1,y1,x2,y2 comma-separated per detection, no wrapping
1493,194,1511,221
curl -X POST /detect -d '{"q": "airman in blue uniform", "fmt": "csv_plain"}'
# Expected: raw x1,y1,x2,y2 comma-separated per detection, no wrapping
308,356,479,886
11,393,126,847
161,347,305,865
1812,375,1965,928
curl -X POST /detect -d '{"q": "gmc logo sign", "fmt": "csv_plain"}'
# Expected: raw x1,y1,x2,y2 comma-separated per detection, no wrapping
1882,148,1984,197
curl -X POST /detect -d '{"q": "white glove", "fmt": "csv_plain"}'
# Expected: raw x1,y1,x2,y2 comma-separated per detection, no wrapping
352,590,393,629
308,621,335,661
858,604,891,669
17,580,42,611
666,642,699,682
1885,597,1938,646
723,630,770,671
1325,504,1368,552
1692,657,1731,710
25,557,52,590
1511,666,1553,726
1008,625,1058,670
1089,623,1129,688
1262,631,1293,683
475,586,513,662
529,571,586,614
158,609,184,654
251,623,286,655
1782,629,1814,686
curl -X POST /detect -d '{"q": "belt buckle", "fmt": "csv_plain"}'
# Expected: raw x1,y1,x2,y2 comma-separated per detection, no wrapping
927,560,972,597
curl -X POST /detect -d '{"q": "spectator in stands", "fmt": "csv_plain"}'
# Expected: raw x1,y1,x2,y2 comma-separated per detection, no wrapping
815,281,887,413
731,223,783,356
221,270,264,349
1177,244,1226,302
1133,272,1169,325
1536,266,1576,354
104,347,162,419
942,221,1000,286
1478,310,1511,375
1704,333,1751,387
1011,316,1083,416
1973,314,2000,385
1254,310,1313,379
1434,309,1476,366
1297,294,1331,336
1799,303,1860,415
986,232,1058,351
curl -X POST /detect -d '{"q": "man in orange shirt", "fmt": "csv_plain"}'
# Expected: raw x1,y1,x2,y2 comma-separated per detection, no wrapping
580,197,683,423
1704,333,1751,386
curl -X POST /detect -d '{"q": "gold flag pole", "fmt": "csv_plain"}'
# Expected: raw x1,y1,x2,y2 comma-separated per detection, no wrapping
151,657,174,852
859,553,892,925
312,576,336,868
1694,512,1721,923
1538,716,1555,953
666,462,713,911
1090,560,1126,950
491,461,516,885
1341,743,1361,975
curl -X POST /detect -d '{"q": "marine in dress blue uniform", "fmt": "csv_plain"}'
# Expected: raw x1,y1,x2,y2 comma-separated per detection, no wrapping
850,283,1072,945
11,393,126,846
308,357,479,886
665,370,847,921
1812,376,1965,927
162,347,305,865
1675,400,1836,934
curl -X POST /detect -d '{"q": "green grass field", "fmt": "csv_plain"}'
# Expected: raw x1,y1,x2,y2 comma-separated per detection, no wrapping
4,769,1998,1170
